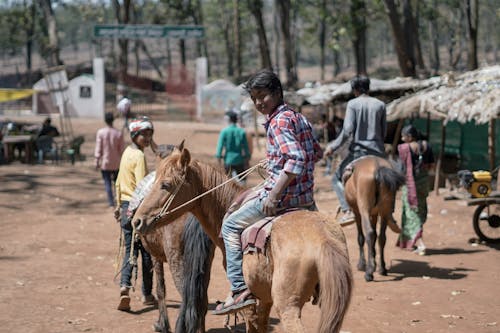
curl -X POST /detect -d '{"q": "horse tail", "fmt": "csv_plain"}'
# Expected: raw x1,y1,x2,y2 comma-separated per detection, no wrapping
317,238,353,333
175,214,215,333
375,165,406,194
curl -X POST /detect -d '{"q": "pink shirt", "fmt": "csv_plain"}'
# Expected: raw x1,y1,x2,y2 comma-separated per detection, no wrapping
94,126,125,171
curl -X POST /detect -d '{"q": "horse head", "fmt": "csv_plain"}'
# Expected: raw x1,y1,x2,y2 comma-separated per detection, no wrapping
133,141,200,235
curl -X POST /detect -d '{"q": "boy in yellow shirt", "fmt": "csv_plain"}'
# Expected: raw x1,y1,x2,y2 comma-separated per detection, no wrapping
114,116,157,311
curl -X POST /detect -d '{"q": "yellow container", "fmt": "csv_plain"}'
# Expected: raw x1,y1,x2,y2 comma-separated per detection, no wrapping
469,171,492,197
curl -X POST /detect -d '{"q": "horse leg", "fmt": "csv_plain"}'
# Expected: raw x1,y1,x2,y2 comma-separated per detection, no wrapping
256,301,272,332
355,213,366,272
378,220,388,276
362,214,377,282
240,301,272,333
154,260,171,333
274,301,305,333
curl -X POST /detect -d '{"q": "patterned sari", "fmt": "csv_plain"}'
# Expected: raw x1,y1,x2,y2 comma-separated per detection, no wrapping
397,170,430,249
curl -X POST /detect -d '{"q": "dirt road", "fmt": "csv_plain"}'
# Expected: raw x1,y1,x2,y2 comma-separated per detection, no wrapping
0,116,498,333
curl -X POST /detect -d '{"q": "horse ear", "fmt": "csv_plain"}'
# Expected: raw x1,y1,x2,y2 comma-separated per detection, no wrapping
178,139,185,151
179,147,191,170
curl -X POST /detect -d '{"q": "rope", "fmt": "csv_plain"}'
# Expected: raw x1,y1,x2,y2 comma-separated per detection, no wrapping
154,161,264,221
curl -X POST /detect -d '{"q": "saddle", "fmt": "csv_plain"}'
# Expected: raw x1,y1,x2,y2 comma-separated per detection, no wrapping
224,189,298,255
341,155,374,184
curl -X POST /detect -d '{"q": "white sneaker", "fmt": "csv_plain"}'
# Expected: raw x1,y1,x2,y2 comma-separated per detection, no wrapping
339,211,356,226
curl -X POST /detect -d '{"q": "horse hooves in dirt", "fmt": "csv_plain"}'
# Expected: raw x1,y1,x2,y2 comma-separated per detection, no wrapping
344,156,405,282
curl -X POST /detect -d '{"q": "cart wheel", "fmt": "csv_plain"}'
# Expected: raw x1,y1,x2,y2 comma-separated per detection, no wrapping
472,204,500,243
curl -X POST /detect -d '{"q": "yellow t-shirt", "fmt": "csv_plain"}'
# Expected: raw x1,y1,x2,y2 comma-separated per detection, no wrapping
115,145,148,204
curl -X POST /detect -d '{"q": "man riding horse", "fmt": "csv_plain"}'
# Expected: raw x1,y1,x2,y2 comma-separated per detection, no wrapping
325,76,388,226
213,69,323,315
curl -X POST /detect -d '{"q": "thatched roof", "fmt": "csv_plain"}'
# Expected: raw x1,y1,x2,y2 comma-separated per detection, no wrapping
293,76,438,106
386,66,500,124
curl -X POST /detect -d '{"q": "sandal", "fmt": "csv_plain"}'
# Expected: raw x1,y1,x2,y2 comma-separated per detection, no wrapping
213,289,256,315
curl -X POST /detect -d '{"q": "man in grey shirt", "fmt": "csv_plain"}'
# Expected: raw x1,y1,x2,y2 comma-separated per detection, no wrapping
325,76,387,225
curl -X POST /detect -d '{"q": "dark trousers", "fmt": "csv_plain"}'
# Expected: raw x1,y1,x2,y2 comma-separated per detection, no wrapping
101,170,118,207
225,163,246,184
120,201,153,296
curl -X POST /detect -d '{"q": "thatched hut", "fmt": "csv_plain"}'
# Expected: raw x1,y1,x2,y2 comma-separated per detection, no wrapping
386,66,500,192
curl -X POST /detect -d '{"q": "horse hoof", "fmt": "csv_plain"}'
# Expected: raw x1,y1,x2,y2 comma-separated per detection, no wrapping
365,273,374,282
153,322,170,333
379,269,388,276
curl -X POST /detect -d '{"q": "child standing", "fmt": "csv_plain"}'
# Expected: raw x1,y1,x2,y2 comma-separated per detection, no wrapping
95,112,125,207
114,117,157,311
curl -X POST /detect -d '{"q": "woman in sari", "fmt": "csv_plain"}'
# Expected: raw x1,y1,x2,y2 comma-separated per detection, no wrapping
397,125,435,255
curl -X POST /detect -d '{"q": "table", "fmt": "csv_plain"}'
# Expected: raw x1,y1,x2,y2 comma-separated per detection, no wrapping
2,135,35,164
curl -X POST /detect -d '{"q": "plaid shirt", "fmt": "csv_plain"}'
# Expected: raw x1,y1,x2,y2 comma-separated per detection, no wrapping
259,104,323,208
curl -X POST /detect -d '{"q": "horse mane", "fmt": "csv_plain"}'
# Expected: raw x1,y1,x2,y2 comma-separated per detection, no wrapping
192,161,244,213
157,149,245,235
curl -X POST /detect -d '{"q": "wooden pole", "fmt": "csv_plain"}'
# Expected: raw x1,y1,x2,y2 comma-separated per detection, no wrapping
488,118,495,171
391,118,404,157
433,120,446,196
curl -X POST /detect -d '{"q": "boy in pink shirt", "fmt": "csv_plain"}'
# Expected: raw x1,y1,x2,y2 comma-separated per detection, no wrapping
94,112,125,207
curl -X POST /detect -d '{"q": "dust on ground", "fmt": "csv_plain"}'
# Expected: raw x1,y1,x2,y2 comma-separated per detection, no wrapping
0,115,498,333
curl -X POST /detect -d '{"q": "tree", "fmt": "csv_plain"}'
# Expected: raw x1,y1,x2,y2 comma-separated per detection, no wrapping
351,0,367,75
464,0,478,70
276,0,297,88
38,0,62,66
112,0,131,88
383,0,416,77
247,0,272,70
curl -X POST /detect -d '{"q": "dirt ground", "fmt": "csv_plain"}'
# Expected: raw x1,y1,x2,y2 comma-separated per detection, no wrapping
0,115,499,333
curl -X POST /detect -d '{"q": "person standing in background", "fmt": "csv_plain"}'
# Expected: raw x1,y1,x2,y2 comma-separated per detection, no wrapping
397,124,435,256
215,110,251,184
95,112,125,207
114,117,157,311
117,97,132,131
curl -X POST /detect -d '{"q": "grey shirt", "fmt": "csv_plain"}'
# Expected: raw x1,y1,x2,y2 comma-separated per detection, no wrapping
327,94,387,155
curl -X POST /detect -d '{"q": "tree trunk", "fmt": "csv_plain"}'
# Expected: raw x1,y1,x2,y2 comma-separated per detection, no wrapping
193,0,211,76
233,0,242,79
39,0,63,67
411,1,427,76
276,0,297,88
25,1,36,83
247,0,272,69
428,0,440,75
351,0,367,75
319,0,326,80
113,0,131,88
383,0,416,77
465,0,479,70
219,0,234,76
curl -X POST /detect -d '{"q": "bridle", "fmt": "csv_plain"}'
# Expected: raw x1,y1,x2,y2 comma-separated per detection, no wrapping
148,161,265,228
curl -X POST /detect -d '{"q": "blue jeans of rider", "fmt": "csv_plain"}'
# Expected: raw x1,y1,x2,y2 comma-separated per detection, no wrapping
101,170,118,207
120,201,154,296
221,196,266,293
331,153,356,212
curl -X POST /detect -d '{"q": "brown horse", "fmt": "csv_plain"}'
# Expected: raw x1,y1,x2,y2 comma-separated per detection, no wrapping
342,155,405,282
140,213,214,333
132,145,353,333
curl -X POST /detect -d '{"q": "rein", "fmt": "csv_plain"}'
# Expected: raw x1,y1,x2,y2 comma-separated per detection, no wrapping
150,161,264,225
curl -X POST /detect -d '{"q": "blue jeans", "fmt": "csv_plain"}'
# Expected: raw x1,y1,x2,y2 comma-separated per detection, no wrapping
120,201,153,296
332,153,356,212
101,170,118,207
221,196,266,293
